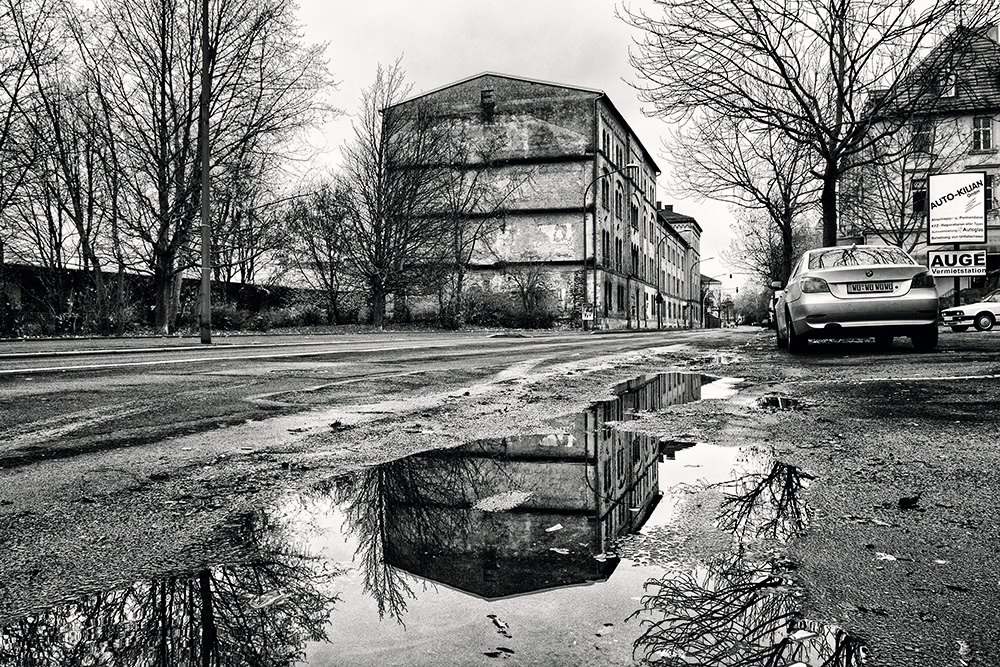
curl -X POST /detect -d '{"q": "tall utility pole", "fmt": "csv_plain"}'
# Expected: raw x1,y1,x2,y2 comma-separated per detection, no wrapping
199,0,212,344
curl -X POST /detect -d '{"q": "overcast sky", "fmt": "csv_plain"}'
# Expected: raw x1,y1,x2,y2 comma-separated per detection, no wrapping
294,0,736,279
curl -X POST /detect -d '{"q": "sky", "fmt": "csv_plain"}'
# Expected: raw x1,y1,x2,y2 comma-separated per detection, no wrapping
292,0,738,282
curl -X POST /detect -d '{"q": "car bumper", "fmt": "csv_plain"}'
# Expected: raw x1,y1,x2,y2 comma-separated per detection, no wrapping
941,314,972,326
788,292,939,338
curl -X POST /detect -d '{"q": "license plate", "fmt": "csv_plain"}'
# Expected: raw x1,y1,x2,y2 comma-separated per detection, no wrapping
847,282,894,294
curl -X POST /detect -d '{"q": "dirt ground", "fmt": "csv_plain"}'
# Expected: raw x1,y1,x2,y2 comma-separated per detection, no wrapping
0,327,998,665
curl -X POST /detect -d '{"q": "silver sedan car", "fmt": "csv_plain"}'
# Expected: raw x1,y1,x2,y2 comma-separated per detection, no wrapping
773,245,940,352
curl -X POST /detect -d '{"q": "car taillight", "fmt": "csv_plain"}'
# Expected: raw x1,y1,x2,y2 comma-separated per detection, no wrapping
801,277,830,293
911,272,935,289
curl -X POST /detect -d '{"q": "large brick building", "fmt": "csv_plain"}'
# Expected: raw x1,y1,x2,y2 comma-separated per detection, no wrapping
390,72,704,329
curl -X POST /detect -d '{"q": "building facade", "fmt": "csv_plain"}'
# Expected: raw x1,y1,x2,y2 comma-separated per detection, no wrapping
390,72,703,328
849,26,1000,295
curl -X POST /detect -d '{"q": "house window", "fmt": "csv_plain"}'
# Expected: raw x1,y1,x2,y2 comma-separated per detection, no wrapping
630,203,639,229
480,89,495,123
614,182,623,219
973,117,993,151
912,122,932,153
987,174,995,212
615,238,623,271
601,171,610,209
601,230,610,263
912,177,927,214
941,74,957,98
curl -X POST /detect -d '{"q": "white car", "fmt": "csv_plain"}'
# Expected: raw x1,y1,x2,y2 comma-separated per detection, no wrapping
773,245,940,352
940,290,1000,331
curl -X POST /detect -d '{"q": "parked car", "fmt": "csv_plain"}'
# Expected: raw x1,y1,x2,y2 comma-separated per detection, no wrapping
772,245,940,352
940,290,1000,331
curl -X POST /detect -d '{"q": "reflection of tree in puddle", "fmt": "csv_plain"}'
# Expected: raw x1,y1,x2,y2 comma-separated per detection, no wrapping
716,460,815,542
632,555,867,666
631,453,867,665
0,511,338,666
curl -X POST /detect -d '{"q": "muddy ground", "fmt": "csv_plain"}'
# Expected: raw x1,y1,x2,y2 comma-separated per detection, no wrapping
0,327,997,665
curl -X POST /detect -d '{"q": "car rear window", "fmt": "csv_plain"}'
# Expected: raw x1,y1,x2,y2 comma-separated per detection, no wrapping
808,247,913,269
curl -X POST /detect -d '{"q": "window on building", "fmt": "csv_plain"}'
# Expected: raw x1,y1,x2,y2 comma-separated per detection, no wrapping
601,170,610,209
617,285,625,312
912,121,932,153
615,238,623,271
630,204,639,229
615,183,623,219
912,177,927,215
480,89,495,123
973,116,993,151
601,230,611,264
942,73,957,98
987,174,995,212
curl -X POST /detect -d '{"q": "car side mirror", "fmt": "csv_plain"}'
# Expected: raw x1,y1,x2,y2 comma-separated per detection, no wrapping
770,281,783,290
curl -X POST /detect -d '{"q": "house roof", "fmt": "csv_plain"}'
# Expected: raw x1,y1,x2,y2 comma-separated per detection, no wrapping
889,25,1000,116
389,71,661,173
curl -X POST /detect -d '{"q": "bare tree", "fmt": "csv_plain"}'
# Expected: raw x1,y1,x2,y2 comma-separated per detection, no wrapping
434,129,534,327
840,115,967,251
340,61,454,329
723,210,819,287
624,0,999,246
86,0,332,333
668,112,817,283
284,179,356,324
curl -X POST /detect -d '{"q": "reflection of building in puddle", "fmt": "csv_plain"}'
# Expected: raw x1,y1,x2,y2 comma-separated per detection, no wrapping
632,555,867,666
335,373,709,603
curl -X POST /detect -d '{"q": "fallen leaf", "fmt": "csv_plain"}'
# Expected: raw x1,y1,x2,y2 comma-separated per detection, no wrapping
545,523,564,532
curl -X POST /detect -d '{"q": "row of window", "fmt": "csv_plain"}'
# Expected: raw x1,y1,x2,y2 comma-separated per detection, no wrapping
600,282,689,319
912,116,994,153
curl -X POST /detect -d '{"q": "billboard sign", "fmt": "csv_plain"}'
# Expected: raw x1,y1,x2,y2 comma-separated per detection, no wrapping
927,250,987,277
927,172,987,245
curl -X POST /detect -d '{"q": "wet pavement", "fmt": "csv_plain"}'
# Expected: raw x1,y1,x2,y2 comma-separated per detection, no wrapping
0,372,868,666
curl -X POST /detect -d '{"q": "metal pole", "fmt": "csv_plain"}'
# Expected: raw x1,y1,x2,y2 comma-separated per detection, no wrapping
199,0,212,344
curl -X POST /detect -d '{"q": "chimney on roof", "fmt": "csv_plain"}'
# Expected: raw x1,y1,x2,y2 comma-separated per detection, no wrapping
661,204,673,212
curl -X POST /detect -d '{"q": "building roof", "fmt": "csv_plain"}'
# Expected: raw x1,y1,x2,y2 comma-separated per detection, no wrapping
657,205,704,236
889,25,1000,116
389,71,661,173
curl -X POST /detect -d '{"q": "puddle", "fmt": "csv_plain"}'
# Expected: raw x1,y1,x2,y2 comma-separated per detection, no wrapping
758,395,803,411
0,373,864,665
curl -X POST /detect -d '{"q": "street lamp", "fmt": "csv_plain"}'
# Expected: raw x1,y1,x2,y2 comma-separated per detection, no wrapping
582,162,639,330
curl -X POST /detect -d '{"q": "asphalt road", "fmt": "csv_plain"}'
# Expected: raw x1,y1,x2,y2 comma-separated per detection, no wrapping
0,325,997,665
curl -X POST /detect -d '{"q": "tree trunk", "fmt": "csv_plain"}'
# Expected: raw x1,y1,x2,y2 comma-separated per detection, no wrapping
821,165,839,247
371,287,385,329
152,268,172,334
198,570,217,667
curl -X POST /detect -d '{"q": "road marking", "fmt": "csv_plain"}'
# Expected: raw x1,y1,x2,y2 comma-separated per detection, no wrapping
0,338,607,375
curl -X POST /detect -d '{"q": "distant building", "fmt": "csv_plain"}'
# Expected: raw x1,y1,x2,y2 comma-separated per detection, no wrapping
388,72,704,329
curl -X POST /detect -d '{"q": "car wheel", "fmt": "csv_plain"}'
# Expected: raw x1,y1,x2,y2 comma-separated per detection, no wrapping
776,315,788,349
874,334,893,348
786,308,807,353
974,312,995,332
910,324,939,351
950,325,969,332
